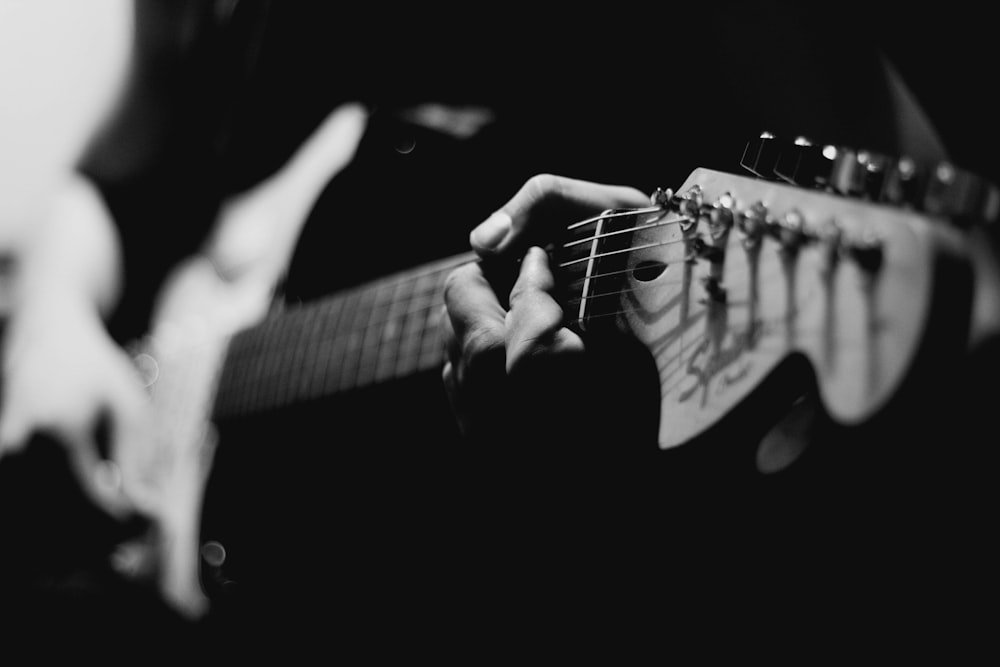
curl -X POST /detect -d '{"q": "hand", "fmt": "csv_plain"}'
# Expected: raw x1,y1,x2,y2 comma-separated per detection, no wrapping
441,174,651,449
0,292,151,520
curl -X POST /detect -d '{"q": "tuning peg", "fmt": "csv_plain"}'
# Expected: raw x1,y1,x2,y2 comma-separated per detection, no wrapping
829,147,864,196
807,144,841,191
857,151,892,200
829,149,892,200
774,136,817,186
741,131,784,179
879,156,926,208
923,162,1000,227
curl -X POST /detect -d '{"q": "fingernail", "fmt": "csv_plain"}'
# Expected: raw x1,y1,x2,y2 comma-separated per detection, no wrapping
470,211,511,251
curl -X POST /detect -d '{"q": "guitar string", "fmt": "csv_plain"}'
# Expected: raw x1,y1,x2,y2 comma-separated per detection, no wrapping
327,252,779,378
565,205,664,231
207,205,675,346
560,214,685,249
218,206,692,409
249,272,714,383
233,296,785,410
239,231,704,363
558,236,689,269
236,295,773,412
229,207,692,378
566,279,686,305
246,207,680,348
568,300,742,327
566,261,684,286
230,308,799,414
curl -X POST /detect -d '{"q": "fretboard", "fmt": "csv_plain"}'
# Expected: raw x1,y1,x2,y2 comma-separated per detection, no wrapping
212,252,476,419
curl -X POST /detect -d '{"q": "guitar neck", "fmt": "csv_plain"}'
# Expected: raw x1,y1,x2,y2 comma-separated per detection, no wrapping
212,252,476,419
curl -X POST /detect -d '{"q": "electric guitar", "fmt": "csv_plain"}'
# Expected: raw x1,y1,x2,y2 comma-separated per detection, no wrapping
117,157,980,619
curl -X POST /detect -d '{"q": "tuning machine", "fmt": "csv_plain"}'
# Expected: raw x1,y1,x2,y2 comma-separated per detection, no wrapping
741,131,784,180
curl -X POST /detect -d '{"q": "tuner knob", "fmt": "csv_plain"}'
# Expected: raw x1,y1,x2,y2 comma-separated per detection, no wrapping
650,187,674,209
880,156,926,208
857,151,891,200
830,147,865,196
924,162,1000,227
741,131,783,180
830,149,892,199
774,136,818,186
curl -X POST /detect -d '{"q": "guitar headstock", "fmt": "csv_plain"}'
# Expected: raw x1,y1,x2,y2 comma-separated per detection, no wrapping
564,166,974,450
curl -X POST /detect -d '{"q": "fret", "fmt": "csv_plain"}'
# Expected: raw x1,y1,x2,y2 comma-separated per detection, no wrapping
244,312,274,413
232,324,267,415
249,315,287,414
394,268,439,377
300,293,346,402
553,216,599,329
374,276,414,382
417,268,449,369
394,313,425,377
355,278,398,389
578,216,605,324
235,314,282,416
210,334,240,418
287,301,325,404
226,324,260,416
417,300,445,370
270,306,309,412
212,252,477,419
321,290,361,395
576,209,657,331
337,285,378,392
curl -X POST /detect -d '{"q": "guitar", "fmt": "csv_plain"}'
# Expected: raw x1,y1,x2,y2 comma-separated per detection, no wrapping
116,163,975,619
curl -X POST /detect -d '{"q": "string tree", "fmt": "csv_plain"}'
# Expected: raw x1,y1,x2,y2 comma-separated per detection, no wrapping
650,186,675,210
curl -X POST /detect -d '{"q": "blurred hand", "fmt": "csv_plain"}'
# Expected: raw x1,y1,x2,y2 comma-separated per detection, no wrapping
0,292,151,519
